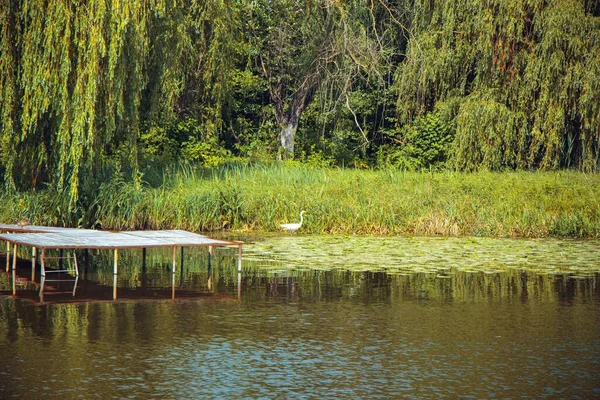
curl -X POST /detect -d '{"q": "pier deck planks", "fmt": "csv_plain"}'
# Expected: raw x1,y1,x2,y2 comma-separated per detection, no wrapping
0,224,239,250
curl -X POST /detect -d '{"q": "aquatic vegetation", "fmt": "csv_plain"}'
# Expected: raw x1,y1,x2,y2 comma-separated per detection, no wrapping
2,234,598,306
239,235,600,276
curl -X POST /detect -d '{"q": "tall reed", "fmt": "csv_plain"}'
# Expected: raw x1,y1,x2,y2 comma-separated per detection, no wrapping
0,164,598,237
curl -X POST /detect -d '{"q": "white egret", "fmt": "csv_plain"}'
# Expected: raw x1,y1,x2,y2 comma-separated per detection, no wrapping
280,211,305,234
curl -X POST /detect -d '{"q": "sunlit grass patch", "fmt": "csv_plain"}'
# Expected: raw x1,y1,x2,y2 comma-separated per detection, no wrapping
0,164,598,238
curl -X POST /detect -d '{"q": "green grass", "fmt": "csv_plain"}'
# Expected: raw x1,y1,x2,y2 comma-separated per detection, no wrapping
1,163,599,237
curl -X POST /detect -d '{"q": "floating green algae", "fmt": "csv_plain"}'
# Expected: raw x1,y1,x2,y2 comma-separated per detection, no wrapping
239,235,600,275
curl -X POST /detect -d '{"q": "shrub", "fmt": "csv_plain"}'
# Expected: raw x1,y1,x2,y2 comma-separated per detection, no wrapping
379,111,454,170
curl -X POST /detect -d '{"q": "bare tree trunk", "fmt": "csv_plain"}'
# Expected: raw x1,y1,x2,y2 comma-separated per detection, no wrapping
278,121,297,160
259,51,319,160
272,74,318,160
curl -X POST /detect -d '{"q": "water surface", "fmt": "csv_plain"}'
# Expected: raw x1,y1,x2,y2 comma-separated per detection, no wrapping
1,235,599,398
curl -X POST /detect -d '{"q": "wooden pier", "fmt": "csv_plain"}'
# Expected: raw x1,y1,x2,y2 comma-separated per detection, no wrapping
0,224,243,301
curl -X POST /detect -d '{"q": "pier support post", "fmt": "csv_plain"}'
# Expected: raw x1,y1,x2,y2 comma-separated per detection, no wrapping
72,275,78,297
172,246,177,299
114,249,119,275
31,247,36,281
208,245,213,269
41,248,46,277
39,276,45,304
180,247,185,288
237,272,242,301
73,251,79,277
113,274,118,300
237,244,242,272
12,243,18,296
5,241,10,272
113,249,118,300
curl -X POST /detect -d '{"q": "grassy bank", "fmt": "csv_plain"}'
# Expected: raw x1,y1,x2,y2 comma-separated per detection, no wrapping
1,164,599,237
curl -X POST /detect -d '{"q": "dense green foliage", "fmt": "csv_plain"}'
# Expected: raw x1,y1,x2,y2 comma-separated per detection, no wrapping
0,0,155,199
0,0,598,210
396,0,600,171
0,164,598,237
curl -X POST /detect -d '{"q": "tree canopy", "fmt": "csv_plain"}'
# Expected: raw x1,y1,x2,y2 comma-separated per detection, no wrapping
396,0,600,171
0,0,598,201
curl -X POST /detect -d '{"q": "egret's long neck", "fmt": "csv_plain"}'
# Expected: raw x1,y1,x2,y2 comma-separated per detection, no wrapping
299,212,303,225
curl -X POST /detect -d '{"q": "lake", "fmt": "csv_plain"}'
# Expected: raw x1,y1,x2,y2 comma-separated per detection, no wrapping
1,235,599,398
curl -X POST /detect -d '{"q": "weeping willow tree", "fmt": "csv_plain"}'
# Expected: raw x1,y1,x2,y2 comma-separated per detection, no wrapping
0,0,163,202
396,0,600,171
0,0,241,207
143,0,241,134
